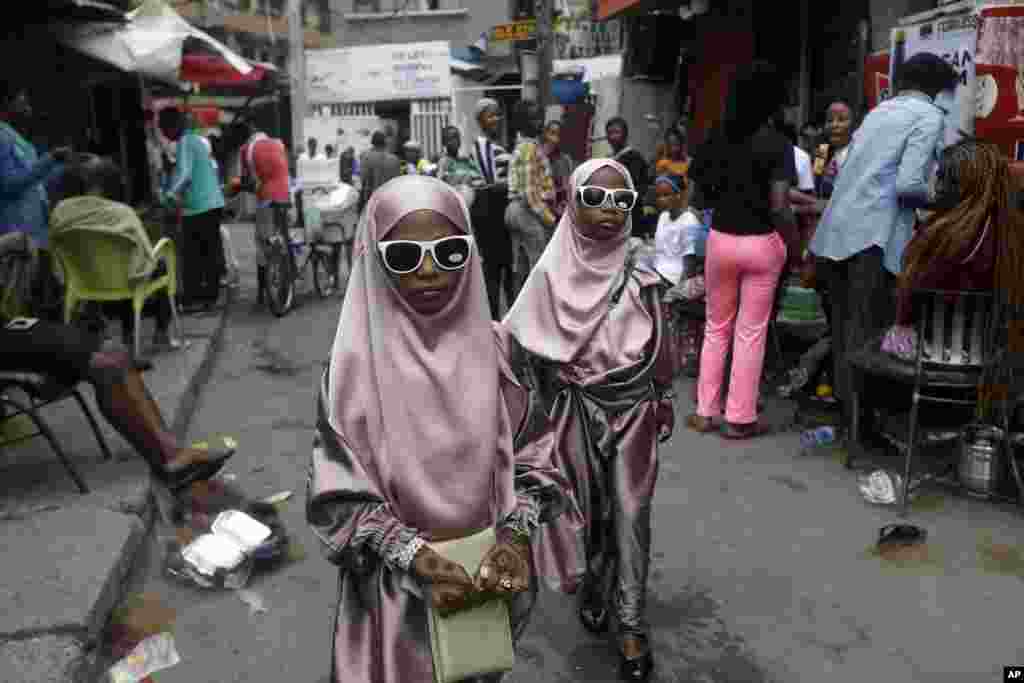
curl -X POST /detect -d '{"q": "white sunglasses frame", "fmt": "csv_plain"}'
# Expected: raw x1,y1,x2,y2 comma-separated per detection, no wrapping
576,185,639,211
376,235,475,275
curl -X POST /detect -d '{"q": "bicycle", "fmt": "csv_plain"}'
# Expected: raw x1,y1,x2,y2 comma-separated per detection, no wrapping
262,202,341,317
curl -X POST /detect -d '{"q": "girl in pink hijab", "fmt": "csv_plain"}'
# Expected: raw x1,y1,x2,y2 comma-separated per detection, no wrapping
306,175,575,683
500,158,676,682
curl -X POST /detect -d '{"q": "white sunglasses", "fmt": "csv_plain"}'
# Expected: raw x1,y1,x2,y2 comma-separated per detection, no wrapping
377,235,474,275
576,185,639,211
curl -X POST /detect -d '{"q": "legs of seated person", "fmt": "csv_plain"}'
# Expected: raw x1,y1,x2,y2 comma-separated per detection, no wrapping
0,321,223,478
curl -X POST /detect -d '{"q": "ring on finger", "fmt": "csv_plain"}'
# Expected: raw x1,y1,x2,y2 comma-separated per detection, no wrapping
500,577,513,591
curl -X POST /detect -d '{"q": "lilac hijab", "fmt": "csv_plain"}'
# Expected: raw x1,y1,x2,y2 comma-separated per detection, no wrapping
326,175,514,538
502,158,635,363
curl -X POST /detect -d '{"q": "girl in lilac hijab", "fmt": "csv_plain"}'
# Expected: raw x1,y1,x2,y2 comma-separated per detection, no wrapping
501,159,676,682
307,175,575,683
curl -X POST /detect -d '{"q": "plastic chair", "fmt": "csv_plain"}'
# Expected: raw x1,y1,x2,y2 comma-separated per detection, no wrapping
50,229,182,360
847,289,1002,515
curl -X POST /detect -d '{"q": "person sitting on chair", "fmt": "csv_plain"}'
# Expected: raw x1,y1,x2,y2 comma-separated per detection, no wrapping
50,155,181,354
882,138,1024,361
0,232,234,492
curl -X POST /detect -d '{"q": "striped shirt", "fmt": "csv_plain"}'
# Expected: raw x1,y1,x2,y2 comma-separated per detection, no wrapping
474,136,509,185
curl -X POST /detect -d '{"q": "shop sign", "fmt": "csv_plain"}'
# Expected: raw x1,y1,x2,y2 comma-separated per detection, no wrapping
492,20,536,42
890,10,976,146
306,41,451,104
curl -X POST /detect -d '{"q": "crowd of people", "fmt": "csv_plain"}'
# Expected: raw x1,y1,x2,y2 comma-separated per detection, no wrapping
4,45,1024,683
304,49,1024,683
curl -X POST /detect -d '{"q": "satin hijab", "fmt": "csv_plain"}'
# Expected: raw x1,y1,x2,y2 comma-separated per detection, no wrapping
502,158,636,363
325,175,515,539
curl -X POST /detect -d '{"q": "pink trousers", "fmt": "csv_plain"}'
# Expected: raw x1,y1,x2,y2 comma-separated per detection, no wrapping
697,229,786,424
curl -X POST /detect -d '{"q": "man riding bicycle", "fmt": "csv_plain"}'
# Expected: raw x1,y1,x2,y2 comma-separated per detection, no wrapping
232,121,291,305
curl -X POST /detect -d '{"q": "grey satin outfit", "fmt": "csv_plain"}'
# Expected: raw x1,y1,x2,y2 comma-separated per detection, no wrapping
523,263,673,639
308,333,572,683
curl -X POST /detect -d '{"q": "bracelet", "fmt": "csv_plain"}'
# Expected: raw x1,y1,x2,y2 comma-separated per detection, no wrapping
395,536,426,573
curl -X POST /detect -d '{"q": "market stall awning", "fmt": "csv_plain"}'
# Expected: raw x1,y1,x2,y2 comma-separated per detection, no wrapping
52,0,253,88
179,54,276,89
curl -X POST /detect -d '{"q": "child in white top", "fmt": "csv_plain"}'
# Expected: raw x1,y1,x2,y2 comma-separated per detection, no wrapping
652,174,702,286
653,174,705,377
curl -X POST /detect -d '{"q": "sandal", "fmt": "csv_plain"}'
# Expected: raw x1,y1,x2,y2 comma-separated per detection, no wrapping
619,636,654,682
877,524,927,549
686,414,719,434
721,421,773,440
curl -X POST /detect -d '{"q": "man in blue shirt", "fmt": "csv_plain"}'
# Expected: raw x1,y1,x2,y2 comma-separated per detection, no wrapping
159,108,226,311
0,86,71,249
810,53,959,415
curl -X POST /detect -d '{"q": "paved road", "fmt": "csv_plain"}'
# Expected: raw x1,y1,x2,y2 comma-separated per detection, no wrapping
106,223,1024,683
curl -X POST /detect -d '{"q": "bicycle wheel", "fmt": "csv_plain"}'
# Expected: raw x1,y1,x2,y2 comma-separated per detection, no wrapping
264,241,295,317
312,243,340,298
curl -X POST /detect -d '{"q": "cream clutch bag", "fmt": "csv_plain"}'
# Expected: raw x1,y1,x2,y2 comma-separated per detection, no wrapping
426,528,515,683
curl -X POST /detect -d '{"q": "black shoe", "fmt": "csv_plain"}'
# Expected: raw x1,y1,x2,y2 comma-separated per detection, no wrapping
162,448,235,492
578,604,609,634
619,651,653,682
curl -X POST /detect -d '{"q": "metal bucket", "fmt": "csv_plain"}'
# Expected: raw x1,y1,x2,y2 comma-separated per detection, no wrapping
958,424,1006,498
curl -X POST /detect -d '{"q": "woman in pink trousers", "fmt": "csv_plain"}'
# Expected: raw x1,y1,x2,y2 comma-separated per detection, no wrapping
686,62,800,439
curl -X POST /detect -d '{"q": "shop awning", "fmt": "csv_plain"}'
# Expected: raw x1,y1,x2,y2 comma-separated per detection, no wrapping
179,54,276,89
52,0,253,88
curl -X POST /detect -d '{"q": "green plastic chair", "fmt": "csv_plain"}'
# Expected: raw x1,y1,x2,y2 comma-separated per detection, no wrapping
50,229,183,359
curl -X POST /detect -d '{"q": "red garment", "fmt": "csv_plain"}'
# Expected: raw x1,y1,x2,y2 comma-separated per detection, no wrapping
240,137,290,203
895,221,996,326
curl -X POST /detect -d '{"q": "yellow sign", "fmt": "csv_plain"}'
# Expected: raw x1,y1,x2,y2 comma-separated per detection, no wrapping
492,20,536,42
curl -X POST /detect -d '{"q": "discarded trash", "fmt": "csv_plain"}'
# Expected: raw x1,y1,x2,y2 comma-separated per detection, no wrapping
800,426,836,452
107,632,180,683
251,464,267,473
263,490,293,506
219,472,238,482
857,469,920,505
166,510,282,589
108,592,177,662
237,589,269,617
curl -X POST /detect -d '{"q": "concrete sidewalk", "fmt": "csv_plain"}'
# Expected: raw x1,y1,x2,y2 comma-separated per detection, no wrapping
0,304,230,682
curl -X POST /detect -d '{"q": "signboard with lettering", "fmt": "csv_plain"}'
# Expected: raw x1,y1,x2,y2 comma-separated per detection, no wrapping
890,10,977,146
492,20,536,42
306,41,452,104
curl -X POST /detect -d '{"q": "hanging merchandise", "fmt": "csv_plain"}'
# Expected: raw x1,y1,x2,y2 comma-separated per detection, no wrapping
975,3,1024,160
889,9,977,146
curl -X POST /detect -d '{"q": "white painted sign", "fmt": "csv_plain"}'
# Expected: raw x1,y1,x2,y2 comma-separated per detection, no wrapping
306,41,452,104
890,11,977,146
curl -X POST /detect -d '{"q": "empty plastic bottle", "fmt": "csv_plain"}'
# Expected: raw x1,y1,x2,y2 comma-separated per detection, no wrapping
800,426,836,453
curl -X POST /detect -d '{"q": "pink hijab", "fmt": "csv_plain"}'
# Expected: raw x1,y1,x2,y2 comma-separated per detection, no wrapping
502,158,635,363
326,175,514,538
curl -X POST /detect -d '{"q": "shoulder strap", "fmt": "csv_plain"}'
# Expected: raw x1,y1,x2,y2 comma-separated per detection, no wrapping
610,251,638,308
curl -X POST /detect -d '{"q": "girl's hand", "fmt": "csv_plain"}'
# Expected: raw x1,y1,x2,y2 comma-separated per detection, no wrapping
412,546,476,617
475,542,531,600
656,398,675,442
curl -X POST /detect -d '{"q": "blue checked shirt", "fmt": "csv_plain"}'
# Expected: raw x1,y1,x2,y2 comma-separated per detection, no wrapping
810,91,947,275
